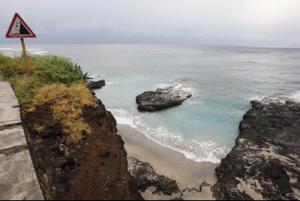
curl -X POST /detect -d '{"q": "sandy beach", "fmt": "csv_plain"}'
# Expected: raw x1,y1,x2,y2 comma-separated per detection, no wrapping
118,124,219,200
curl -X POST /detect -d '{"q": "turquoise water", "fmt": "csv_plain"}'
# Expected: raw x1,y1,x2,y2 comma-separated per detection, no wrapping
1,44,300,162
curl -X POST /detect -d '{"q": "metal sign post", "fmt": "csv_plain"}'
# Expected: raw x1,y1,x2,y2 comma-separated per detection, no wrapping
6,13,36,57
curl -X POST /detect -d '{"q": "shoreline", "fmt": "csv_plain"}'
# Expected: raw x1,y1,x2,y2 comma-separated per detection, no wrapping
118,124,219,200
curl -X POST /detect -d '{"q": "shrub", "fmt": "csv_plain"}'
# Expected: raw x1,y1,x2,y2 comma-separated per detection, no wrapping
10,75,44,105
0,55,22,79
0,54,90,105
32,83,97,144
0,55,37,79
0,54,95,144
34,56,87,84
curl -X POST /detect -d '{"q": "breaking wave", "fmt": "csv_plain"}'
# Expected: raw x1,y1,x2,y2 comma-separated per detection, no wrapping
110,108,228,163
155,82,199,97
251,91,300,104
0,47,48,56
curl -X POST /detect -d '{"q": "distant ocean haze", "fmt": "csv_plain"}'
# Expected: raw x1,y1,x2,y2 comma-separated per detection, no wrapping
1,44,300,162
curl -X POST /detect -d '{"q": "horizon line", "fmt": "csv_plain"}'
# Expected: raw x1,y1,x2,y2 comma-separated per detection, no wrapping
0,42,300,50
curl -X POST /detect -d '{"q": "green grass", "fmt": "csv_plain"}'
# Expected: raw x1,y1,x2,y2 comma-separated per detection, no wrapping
0,54,89,105
0,54,96,144
34,56,88,84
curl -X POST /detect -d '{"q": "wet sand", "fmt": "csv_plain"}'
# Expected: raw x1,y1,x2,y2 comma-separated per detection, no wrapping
118,124,219,200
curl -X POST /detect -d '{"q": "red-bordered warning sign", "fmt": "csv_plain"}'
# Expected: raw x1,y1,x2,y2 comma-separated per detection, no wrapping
6,13,36,38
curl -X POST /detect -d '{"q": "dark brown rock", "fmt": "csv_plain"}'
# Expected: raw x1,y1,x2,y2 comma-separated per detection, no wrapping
22,98,143,200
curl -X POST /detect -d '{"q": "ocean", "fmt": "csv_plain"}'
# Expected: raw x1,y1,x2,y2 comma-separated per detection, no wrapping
1,44,300,162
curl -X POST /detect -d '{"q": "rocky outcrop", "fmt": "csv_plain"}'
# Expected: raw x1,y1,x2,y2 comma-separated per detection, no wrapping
22,98,143,200
212,96,300,200
128,157,215,200
87,80,105,90
136,85,192,112
128,157,180,195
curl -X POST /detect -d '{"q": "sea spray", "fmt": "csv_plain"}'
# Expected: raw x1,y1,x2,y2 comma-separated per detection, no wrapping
251,91,300,105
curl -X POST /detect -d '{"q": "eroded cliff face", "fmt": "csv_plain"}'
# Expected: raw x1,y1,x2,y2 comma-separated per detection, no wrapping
22,98,143,200
212,98,300,200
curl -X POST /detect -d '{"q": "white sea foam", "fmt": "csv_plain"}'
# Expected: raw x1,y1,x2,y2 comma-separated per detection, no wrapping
88,74,120,86
89,73,102,79
0,48,17,51
251,91,300,105
29,50,48,56
155,82,199,97
110,108,142,129
291,91,300,102
106,81,120,86
0,47,48,56
110,108,228,163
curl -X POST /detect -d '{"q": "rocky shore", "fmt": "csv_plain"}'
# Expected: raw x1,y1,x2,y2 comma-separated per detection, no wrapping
136,85,192,112
119,124,217,200
128,156,216,200
212,96,300,200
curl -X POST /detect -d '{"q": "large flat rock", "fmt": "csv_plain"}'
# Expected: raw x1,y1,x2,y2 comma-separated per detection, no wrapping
0,81,43,200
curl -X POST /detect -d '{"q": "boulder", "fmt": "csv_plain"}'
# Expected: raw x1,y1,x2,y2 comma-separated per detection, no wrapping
128,157,180,195
136,85,192,112
87,80,105,90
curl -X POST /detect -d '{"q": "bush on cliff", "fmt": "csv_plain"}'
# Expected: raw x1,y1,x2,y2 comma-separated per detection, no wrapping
0,54,24,79
34,56,87,84
0,54,86,82
0,54,96,144
0,54,89,104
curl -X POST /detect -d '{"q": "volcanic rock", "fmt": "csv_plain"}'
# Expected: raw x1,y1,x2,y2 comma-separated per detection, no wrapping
136,85,192,112
22,99,142,200
87,80,105,90
128,157,180,195
212,96,300,200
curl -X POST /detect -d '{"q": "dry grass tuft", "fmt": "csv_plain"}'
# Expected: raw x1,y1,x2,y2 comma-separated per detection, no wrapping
32,83,97,144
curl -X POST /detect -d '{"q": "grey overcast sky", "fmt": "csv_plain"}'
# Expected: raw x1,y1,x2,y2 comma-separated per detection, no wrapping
1,0,300,47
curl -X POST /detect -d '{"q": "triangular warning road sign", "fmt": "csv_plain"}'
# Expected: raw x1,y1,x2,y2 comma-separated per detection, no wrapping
6,13,36,38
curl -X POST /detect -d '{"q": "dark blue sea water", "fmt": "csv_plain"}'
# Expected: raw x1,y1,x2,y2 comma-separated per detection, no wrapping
1,44,300,162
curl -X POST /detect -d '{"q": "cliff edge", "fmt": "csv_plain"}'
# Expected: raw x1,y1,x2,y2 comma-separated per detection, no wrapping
22,94,143,200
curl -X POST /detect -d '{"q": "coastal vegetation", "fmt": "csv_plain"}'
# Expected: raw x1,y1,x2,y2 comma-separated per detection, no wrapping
0,54,94,143
0,53,143,199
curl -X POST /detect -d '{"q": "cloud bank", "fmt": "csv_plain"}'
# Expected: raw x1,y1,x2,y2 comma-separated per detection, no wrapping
1,0,300,47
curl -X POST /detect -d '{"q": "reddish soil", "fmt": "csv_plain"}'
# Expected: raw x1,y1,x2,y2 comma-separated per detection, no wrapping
22,99,143,200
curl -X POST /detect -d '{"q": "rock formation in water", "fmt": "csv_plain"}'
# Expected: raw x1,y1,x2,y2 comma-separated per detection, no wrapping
22,98,143,200
136,85,192,112
87,79,106,90
212,96,300,200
